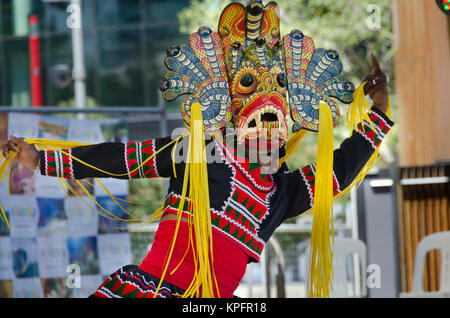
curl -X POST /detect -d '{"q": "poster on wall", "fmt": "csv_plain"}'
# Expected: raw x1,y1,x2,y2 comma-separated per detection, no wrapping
7,113,39,139
5,196,39,238
97,233,132,275
9,160,35,195
96,195,129,234
37,236,70,279
41,277,73,298
64,197,99,238
37,116,69,140
0,281,13,298
67,236,99,276
36,198,67,238
0,237,13,280
68,118,103,144
72,274,103,298
13,277,43,298
11,237,40,279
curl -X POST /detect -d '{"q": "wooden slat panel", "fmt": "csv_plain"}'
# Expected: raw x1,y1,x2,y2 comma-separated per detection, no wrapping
431,167,441,291
409,168,420,291
424,167,436,291
398,165,450,292
414,168,429,291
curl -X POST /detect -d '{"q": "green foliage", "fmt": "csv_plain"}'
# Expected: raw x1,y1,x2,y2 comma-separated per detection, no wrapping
128,178,166,219
178,0,394,84
57,96,109,120
130,232,155,264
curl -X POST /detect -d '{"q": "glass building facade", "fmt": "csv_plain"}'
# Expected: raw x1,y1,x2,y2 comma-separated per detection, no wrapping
0,0,191,111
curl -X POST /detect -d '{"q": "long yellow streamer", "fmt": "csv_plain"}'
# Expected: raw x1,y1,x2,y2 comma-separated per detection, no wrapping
346,82,375,133
307,101,335,298
152,102,218,298
183,102,218,297
305,94,393,297
152,143,191,297
335,98,393,202
0,135,185,228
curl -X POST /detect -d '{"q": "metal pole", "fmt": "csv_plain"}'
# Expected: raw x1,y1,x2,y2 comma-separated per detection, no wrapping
69,0,86,118
29,14,43,108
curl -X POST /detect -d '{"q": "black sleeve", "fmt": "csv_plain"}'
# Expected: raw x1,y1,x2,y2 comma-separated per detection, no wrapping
39,136,179,179
281,107,394,221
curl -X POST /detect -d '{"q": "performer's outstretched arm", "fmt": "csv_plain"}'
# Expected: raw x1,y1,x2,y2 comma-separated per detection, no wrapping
2,136,179,180
281,53,393,221
281,106,394,221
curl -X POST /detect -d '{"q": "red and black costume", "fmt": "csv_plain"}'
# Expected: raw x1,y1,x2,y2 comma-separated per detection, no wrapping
38,107,393,298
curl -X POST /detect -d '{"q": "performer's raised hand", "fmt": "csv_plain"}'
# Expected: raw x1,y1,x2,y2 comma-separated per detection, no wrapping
1,135,39,170
363,52,389,113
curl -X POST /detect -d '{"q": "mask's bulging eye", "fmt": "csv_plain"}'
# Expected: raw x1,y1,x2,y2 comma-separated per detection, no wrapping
277,73,287,88
236,73,257,94
240,74,254,87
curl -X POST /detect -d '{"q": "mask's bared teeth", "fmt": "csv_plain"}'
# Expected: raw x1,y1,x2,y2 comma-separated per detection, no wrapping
277,109,283,121
238,118,247,143
280,120,289,141
255,110,262,129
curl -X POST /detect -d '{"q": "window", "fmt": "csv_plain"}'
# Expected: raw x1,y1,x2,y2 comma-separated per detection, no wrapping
0,0,192,108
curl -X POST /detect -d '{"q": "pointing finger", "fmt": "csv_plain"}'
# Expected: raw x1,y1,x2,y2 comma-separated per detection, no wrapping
370,52,381,73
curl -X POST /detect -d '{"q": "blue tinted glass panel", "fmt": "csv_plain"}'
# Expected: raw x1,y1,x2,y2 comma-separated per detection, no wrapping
96,0,140,26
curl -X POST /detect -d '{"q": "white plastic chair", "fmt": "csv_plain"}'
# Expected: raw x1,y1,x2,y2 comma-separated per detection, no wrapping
400,231,450,298
330,238,367,298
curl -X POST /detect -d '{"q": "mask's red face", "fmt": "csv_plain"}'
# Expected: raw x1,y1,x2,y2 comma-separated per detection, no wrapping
231,45,289,151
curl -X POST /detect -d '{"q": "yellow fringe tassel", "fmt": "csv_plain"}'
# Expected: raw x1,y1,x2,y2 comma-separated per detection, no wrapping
182,102,218,297
271,89,393,298
346,82,375,133
152,102,218,298
307,101,335,298
336,98,393,202
0,136,185,228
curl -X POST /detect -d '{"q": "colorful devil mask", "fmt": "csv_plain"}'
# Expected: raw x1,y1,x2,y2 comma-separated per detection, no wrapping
159,0,355,149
